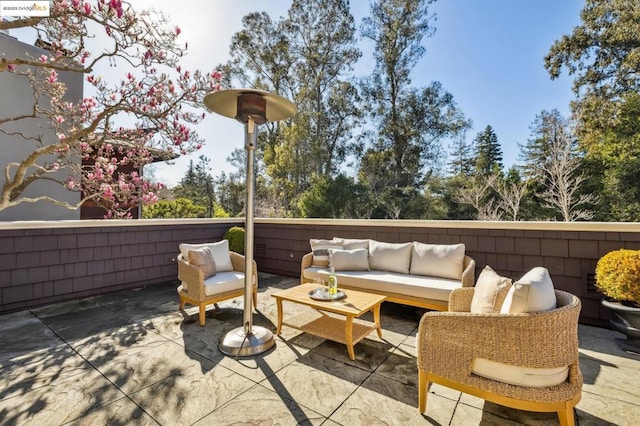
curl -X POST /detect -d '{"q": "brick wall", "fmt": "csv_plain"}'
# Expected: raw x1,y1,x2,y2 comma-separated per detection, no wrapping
0,219,242,313
253,219,640,326
2,218,640,326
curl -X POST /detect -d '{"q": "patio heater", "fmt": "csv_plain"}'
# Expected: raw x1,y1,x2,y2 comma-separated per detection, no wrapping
204,89,296,357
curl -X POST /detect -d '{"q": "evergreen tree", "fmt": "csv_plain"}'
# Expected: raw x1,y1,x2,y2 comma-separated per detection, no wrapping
473,125,503,176
359,0,470,218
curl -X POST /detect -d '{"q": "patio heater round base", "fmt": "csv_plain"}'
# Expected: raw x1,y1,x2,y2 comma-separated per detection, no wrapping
219,325,275,357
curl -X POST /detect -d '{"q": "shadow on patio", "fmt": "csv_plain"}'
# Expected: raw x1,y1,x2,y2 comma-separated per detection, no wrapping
0,274,638,425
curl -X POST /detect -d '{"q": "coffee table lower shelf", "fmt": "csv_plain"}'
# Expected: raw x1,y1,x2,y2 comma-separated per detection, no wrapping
282,312,378,351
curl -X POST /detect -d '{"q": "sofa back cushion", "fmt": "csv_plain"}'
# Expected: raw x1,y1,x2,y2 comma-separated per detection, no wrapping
179,239,233,272
337,238,371,252
500,267,556,313
369,241,413,274
310,239,343,267
410,242,465,280
329,248,370,271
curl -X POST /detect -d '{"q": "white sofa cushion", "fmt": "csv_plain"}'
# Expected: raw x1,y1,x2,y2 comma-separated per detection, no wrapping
203,271,245,296
310,239,343,267
472,357,569,388
501,267,556,314
336,238,370,251
187,247,217,279
303,267,461,302
329,248,369,271
369,241,413,274
470,266,511,313
410,242,465,280
179,240,233,272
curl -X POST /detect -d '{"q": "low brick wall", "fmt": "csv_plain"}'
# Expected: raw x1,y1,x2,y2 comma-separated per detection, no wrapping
2,218,640,326
253,219,640,326
0,219,242,313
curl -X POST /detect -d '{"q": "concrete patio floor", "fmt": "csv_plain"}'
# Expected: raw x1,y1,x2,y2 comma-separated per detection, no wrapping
1,274,639,425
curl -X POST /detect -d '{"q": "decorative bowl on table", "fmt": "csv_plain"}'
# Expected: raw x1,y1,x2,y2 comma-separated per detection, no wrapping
308,287,347,301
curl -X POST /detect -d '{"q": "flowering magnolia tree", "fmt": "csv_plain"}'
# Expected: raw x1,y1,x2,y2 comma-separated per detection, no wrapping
0,0,222,218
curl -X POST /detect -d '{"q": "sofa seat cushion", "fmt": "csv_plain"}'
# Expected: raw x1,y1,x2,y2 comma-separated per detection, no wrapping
472,357,569,388
303,267,461,302
203,271,245,296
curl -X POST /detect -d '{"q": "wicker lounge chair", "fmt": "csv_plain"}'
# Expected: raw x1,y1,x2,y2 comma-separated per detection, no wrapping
417,288,582,426
177,251,258,326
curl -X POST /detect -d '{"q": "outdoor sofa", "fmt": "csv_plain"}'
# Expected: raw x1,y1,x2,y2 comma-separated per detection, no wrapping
300,238,475,311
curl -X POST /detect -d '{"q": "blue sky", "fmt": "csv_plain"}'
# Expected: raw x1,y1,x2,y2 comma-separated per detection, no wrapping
8,0,586,187
148,0,584,187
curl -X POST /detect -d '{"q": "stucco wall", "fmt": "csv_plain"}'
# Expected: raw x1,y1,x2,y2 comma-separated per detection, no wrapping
0,32,83,221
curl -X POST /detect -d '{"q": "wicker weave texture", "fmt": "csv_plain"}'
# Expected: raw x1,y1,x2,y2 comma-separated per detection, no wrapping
417,289,583,404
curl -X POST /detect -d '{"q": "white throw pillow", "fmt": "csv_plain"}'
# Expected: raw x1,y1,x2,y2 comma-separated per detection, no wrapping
328,248,370,271
470,266,512,313
500,267,556,313
310,239,343,267
368,241,413,274
179,239,234,272
410,242,465,280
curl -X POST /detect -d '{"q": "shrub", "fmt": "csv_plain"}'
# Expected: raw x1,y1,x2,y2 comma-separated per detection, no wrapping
224,226,245,255
595,249,640,305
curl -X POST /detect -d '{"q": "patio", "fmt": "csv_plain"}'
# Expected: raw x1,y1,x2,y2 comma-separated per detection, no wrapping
1,273,639,425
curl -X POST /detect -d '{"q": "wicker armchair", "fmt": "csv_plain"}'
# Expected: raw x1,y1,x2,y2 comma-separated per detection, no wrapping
417,289,582,426
177,251,258,326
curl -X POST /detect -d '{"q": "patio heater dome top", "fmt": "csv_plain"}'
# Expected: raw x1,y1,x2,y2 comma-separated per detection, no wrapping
204,88,296,124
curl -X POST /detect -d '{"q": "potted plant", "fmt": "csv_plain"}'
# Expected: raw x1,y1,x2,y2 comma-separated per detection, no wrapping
595,248,640,353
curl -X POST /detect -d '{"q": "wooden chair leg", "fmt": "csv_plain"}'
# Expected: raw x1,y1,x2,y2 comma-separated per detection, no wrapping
418,369,428,413
557,407,575,426
198,304,206,326
178,296,186,310
252,289,258,310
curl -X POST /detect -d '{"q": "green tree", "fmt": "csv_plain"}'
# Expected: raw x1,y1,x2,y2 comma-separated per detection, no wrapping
297,174,373,218
173,156,216,216
359,0,470,218
545,0,640,148
142,198,207,218
473,125,503,176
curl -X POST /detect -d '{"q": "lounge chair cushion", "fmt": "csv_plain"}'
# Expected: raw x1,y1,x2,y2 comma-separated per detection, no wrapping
187,247,217,279
501,267,556,313
179,240,233,272
203,271,245,296
472,357,569,388
329,248,370,271
310,239,343,267
410,242,466,280
470,265,512,313
369,241,413,274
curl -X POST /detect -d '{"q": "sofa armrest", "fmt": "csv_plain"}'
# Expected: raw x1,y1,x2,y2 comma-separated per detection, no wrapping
177,254,205,300
230,251,258,288
461,255,475,287
300,252,314,283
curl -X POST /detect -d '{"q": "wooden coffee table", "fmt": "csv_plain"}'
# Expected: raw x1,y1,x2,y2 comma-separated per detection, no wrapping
272,283,386,360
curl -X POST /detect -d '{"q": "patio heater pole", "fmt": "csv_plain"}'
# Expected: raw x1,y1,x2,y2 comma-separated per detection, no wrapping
204,89,296,357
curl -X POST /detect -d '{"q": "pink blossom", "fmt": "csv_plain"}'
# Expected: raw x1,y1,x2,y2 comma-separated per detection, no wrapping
51,162,60,171
211,71,222,79
55,115,64,124
39,54,47,62
48,70,58,83
7,64,16,72
83,2,91,14
175,26,181,36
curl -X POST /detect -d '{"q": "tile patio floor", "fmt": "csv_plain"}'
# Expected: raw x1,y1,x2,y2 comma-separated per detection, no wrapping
1,273,639,425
